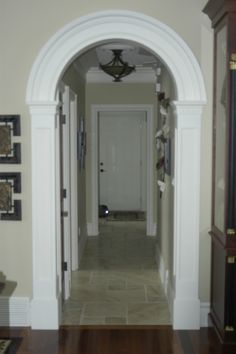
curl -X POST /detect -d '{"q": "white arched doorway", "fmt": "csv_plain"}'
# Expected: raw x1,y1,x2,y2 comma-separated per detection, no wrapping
26,10,206,330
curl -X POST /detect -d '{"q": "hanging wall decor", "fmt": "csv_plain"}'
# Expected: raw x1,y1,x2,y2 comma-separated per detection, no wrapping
77,116,86,171
0,172,22,220
0,115,21,163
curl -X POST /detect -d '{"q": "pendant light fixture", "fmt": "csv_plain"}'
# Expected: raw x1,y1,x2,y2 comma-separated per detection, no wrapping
100,49,135,82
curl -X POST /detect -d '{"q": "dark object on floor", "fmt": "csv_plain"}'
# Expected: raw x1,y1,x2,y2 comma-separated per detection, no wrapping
99,204,109,217
0,338,22,354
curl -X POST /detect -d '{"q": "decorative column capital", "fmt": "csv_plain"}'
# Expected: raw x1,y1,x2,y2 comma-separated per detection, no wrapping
171,100,206,129
27,101,58,116
172,100,206,111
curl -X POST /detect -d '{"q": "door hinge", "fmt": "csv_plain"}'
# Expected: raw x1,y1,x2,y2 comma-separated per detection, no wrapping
227,228,236,236
227,256,235,264
62,188,67,199
61,211,69,217
230,53,236,71
60,114,66,125
62,261,68,271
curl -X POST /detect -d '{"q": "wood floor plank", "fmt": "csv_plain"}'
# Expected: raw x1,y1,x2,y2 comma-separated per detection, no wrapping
0,326,236,354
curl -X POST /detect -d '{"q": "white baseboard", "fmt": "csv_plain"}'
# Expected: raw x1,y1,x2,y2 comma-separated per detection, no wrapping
155,244,173,321
87,223,93,236
87,222,98,236
156,244,210,328
155,244,169,292
147,222,156,236
152,223,157,236
31,297,59,329
173,297,200,329
200,303,210,327
0,296,30,326
78,230,87,266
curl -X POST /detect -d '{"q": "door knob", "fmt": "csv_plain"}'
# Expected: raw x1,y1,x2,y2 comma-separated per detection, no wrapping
100,169,106,172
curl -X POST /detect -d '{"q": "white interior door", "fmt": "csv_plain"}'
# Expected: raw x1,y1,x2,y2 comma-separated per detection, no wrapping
57,83,78,318
99,111,146,211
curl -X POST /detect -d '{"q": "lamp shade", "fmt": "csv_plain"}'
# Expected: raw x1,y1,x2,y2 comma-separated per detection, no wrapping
100,49,135,82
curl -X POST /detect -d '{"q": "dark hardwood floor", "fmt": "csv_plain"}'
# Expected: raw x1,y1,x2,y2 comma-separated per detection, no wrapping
0,325,236,354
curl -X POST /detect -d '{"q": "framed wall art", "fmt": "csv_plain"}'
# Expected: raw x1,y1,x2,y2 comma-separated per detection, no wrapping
0,172,22,220
77,116,86,171
0,115,21,164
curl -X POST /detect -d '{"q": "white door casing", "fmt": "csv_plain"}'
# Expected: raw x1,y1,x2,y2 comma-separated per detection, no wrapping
26,11,206,329
61,85,72,301
140,117,147,212
56,84,78,302
91,105,153,236
69,90,79,272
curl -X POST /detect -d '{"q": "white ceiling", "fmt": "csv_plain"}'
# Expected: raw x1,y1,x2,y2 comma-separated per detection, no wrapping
75,40,162,74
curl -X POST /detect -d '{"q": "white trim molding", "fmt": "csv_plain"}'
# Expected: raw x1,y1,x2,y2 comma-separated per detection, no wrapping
26,11,206,103
69,88,79,271
155,244,174,322
29,103,59,329
91,104,155,237
0,297,30,327
78,232,87,266
172,101,203,329
200,303,210,327
87,67,156,83
87,222,98,236
26,10,207,329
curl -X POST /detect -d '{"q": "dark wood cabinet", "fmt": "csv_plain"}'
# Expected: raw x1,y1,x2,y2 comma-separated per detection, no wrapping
204,0,236,344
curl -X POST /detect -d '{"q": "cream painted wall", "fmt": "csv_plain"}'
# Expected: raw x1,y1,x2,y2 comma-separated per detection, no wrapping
0,0,212,304
85,83,157,224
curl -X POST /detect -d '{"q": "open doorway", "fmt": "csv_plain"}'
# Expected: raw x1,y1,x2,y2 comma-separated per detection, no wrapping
59,49,169,325
57,37,200,327
27,10,206,330
60,42,169,325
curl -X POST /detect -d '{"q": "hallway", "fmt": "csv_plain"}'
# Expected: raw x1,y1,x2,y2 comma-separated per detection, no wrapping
62,221,170,325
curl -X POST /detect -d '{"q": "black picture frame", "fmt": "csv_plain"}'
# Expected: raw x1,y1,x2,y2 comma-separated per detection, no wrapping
0,115,21,164
77,117,86,171
0,172,22,221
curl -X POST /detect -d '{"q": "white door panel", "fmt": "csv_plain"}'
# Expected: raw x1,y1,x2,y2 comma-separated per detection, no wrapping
99,111,146,211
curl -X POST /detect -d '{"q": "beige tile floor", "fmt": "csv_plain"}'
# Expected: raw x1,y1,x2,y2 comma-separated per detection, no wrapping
62,220,171,325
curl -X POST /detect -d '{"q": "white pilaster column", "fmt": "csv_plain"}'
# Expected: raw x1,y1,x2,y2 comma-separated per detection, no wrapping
172,101,204,329
29,102,59,329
